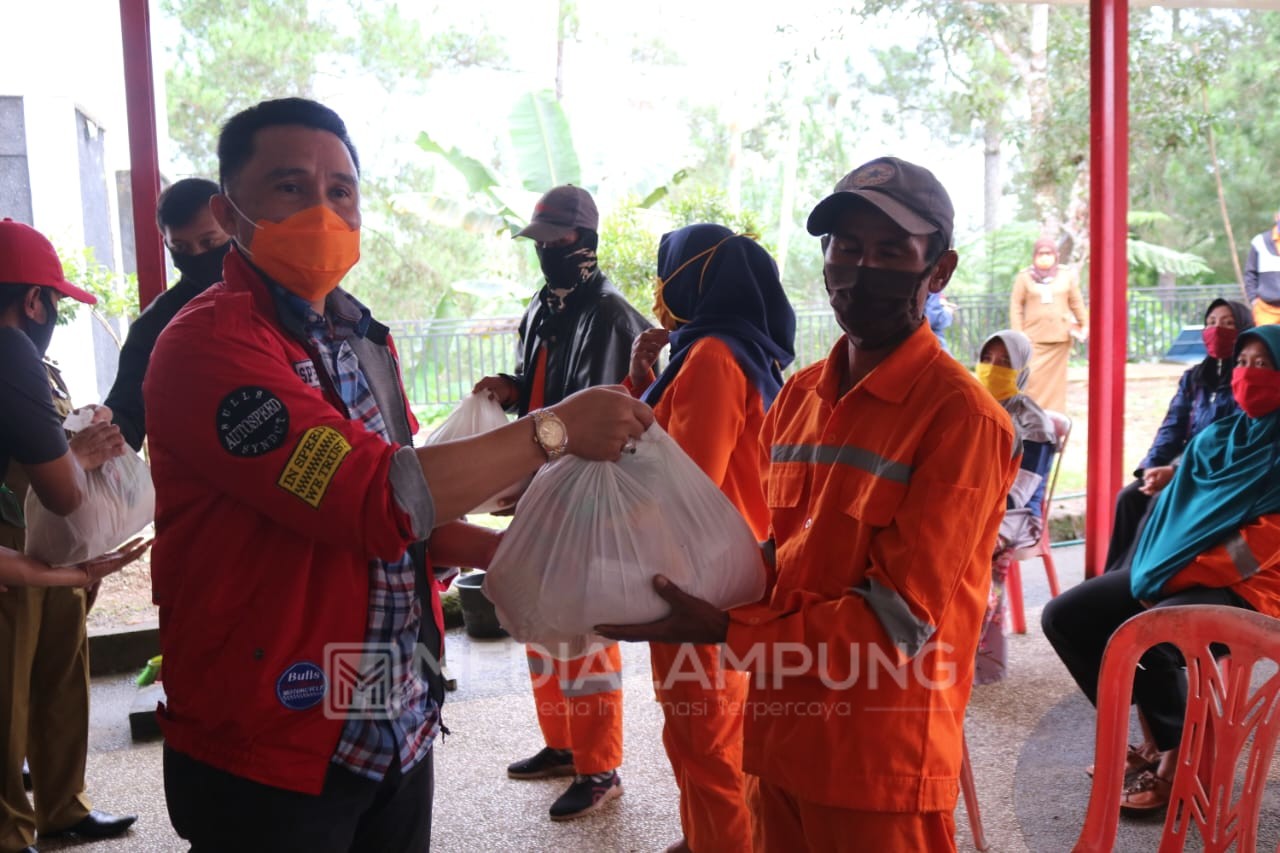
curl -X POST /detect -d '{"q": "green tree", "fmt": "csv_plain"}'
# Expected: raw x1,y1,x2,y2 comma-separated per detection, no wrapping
861,1,1244,287
162,0,508,320
1131,11,1280,287
163,0,339,174
679,22,869,291
54,246,141,347
601,187,767,311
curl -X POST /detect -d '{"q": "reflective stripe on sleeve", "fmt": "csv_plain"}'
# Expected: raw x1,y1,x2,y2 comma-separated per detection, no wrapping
1224,530,1262,580
527,655,555,676
771,444,911,484
851,578,937,659
560,671,623,698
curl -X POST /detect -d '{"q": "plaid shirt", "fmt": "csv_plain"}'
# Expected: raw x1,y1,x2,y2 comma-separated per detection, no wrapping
276,285,438,781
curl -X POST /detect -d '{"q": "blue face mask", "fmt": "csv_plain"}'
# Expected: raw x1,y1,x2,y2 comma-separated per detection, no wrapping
21,288,57,356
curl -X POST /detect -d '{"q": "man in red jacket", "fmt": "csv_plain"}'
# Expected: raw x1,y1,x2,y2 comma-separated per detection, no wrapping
145,98,651,852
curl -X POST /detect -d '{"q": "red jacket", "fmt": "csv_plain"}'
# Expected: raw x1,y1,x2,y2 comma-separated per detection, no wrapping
144,250,437,794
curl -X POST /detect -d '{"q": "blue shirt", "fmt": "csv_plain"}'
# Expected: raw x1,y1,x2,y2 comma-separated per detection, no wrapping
924,292,953,354
1139,366,1239,474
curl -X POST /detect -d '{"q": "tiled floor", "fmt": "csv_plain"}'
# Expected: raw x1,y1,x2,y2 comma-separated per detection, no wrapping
26,543,1280,852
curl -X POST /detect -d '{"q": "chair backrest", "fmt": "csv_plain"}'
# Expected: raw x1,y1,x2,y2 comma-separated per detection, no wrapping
1073,605,1280,853
1041,409,1072,517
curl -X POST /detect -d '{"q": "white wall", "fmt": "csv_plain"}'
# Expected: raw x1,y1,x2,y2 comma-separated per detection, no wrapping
1,1,168,405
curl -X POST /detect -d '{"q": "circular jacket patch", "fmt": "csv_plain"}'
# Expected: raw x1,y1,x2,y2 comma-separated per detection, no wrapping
216,386,290,457
276,661,327,711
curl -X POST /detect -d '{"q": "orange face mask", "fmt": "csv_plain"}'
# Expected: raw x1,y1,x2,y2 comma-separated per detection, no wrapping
652,277,681,331
230,201,360,301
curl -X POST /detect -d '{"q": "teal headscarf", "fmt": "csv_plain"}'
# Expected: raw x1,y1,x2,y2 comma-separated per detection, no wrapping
1131,324,1280,600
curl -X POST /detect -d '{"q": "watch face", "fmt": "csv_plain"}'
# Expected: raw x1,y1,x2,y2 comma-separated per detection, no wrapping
538,418,566,447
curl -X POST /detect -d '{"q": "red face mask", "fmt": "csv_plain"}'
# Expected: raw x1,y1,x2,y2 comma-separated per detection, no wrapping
1232,366,1280,419
1202,324,1238,360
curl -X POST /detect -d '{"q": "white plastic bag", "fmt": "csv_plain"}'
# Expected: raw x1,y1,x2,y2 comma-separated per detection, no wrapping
424,391,529,515
24,410,155,566
485,423,767,658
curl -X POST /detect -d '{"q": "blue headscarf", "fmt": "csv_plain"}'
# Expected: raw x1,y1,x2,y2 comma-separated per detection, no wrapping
1131,324,1280,600
641,224,796,411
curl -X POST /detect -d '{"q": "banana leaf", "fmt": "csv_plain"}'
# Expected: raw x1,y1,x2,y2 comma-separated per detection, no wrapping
416,132,502,195
508,90,581,191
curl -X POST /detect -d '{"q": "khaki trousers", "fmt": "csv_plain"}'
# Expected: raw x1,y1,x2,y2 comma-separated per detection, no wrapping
0,586,92,852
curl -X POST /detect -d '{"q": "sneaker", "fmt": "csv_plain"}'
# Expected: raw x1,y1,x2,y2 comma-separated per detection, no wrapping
507,747,575,780
549,770,623,821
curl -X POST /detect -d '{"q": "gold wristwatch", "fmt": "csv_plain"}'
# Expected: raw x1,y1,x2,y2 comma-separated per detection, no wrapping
530,409,568,461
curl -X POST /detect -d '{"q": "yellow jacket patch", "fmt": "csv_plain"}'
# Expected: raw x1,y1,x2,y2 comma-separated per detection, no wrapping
277,426,353,508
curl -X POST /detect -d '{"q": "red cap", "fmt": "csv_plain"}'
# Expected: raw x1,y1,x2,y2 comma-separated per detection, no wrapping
0,219,97,305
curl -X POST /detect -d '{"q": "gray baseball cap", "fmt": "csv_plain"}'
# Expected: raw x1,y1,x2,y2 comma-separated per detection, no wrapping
806,157,954,247
515,185,599,242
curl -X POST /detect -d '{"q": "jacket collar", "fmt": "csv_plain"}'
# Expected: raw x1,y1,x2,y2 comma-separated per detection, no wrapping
817,321,941,406
222,247,390,345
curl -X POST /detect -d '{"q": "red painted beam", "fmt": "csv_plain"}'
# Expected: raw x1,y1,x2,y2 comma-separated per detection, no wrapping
119,0,165,310
1085,0,1129,578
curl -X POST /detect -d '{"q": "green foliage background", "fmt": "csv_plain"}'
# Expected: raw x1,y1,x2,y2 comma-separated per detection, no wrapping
155,2,1280,326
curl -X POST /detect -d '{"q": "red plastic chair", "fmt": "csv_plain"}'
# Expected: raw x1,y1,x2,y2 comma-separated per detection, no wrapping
960,732,990,851
1006,409,1070,634
1074,605,1280,853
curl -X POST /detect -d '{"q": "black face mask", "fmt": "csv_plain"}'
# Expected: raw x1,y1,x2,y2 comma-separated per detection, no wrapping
536,231,600,313
824,264,931,351
21,288,57,357
170,241,231,289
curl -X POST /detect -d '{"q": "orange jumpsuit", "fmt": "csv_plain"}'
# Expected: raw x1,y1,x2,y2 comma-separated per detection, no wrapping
630,337,763,853
1162,513,1280,617
725,325,1016,851
523,347,624,775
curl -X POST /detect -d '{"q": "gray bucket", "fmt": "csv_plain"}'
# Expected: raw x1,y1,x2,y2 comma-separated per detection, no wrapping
454,571,509,639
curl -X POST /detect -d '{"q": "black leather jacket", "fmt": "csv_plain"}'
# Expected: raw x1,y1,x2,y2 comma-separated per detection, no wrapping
504,274,651,415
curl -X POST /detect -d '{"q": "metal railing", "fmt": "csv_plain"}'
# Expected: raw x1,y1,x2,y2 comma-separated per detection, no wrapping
938,283,1245,362
390,316,522,409
386,283,1248,408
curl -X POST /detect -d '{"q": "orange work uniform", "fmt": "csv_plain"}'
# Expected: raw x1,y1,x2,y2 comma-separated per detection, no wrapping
726,324,1016,851
525,644,623,775
1162,513,1280,617
523,346,623,775
633,337,764,853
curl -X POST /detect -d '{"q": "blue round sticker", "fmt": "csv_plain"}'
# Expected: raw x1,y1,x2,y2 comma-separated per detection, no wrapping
276,661,327,711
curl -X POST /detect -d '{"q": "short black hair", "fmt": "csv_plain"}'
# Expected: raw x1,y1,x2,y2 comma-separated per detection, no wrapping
0,283,38,316
924,232,949,266
217,98,360,189
156,178,220,231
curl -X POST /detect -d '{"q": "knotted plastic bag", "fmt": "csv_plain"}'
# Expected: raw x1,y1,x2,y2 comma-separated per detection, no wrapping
485,423,766,658
425,392,528,514
24,409,155,566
